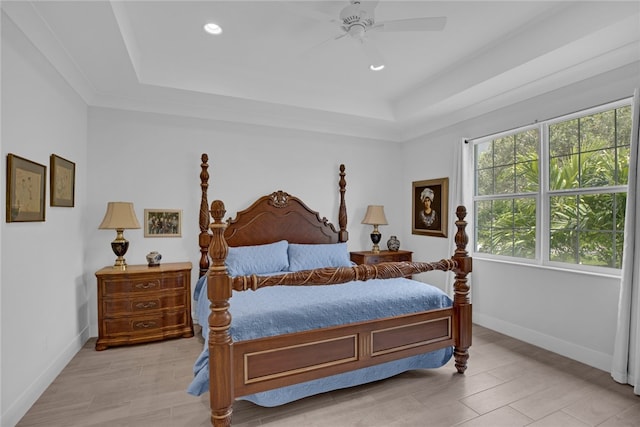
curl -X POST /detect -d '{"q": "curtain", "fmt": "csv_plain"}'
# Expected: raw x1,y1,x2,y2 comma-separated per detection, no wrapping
612,88,640,394
446,138,473,296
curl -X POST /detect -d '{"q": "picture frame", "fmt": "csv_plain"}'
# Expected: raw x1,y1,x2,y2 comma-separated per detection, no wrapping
6,153,47,223
50,154,75,207
144,209,182,237
412,177,448,238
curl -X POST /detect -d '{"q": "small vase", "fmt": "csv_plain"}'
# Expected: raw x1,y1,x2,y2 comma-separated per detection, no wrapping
387,235,400,251
146,251,162,267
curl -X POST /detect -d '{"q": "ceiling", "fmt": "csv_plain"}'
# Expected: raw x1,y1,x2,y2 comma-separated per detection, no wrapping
3,1,639,141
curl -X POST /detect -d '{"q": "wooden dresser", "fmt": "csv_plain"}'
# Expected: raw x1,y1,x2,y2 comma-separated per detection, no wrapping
95,262,194,351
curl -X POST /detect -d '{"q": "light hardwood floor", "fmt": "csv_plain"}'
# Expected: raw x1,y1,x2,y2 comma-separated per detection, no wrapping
17,325,640,426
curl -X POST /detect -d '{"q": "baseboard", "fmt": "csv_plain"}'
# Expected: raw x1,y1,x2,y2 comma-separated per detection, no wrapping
474,313,613,372
1,327,91,427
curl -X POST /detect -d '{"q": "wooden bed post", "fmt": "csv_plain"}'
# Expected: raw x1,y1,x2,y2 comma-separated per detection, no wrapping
452,206,472,373
199,154,211,278
338,164,348,242
208,200,234,427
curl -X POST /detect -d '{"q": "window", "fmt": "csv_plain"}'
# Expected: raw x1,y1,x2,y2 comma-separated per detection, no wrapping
471,99,631,270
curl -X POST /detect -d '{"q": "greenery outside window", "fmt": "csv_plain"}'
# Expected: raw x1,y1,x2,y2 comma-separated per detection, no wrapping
471,99,631,271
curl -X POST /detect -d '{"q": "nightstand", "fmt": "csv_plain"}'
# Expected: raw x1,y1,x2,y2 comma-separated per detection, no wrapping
350,250,413,266
350,250,414,279
95,262,194,351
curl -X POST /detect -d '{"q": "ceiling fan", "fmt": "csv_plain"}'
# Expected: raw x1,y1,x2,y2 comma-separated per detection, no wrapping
298,1,447,70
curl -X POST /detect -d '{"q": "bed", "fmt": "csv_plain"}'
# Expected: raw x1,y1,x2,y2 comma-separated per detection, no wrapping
190,154,472,426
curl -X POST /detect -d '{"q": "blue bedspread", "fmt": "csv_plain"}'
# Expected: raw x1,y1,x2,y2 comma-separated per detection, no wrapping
187,274,453,406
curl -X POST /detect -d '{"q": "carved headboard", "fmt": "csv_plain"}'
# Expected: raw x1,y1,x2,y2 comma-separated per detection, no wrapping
198,154,348,277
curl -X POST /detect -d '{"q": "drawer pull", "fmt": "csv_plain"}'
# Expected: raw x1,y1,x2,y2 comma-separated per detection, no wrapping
135,282,158,290
135,301,158,309
134,321,157,329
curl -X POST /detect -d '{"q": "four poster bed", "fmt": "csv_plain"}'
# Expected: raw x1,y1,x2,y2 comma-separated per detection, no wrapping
189,154,472,426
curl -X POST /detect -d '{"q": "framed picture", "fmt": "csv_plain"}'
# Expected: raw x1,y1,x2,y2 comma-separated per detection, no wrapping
412,177,448,238
6,153,47,222
144,209,182,237
50,154,75,207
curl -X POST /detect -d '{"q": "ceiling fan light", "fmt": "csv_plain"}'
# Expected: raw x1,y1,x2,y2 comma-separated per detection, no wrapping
204,23,222,35
370,64,385,71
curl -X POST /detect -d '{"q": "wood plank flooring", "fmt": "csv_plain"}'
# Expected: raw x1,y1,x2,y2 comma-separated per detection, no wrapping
16,325,640,426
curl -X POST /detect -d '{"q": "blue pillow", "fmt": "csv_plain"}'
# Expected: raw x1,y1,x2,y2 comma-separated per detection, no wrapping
287,242,353,272
225,240,289,276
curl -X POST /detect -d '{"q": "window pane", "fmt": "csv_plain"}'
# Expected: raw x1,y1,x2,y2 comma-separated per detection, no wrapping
549,154,579,190
550,230,578,263
475,200,493,254
493,135,514,166
580,110,615,151
515,129,539,161
515,160,539,192
550,118,579,157
578,231,615,267
581,148,616,187
494,165,515,194
476,168,494,196
581,194,614,231
475,141,493,169
618,145,630,186
617,106,631,148
513,197,536,259
550,194,579,263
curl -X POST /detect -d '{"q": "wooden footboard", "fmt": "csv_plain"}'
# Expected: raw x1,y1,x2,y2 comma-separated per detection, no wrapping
234,308,454,396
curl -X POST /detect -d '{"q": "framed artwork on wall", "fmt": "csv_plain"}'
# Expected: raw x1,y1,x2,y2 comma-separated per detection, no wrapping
6,153,47,222
412,177,448,238
50,154,75,207
144,209,182,237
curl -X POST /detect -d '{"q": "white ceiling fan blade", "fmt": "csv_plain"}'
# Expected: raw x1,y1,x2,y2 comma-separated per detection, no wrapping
298,32,348,61
359,39,385,70
371,17,447,32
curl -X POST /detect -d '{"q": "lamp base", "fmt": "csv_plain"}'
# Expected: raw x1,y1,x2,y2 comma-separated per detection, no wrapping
111,236,129,269
370,231,382,254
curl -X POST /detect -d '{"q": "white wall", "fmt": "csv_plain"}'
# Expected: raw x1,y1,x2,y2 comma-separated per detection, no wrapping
402,61,640,371
1,12,89,427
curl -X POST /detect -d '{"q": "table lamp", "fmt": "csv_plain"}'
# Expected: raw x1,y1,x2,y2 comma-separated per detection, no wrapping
361,205,388,253
99,201,141,269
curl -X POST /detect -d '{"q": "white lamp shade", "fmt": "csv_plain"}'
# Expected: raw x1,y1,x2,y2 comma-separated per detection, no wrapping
361,205,388,226
99,202,141,230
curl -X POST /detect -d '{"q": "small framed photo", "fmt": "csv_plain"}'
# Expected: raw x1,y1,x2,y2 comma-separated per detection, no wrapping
6,153,47,222
50,154,75,207
412,177,448,238
144,209,182,237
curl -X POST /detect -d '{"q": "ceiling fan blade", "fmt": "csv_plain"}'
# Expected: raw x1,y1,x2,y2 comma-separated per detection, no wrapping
371,16,447,32
359,39,385,70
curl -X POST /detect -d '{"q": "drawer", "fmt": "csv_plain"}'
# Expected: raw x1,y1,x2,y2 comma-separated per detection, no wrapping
366,255,383,264
389,253,412,262
103,293,187,315
101,271,187,296
103,311,188,336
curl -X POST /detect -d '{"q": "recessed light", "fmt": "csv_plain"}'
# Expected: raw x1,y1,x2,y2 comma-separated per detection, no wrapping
370,64,385,71
204,23,222,35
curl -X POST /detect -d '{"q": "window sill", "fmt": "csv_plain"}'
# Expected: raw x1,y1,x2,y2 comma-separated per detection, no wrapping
472,253,622,280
